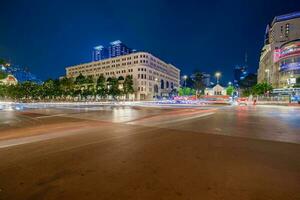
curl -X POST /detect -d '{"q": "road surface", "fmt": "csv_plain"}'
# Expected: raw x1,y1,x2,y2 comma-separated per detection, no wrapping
0,104,299,200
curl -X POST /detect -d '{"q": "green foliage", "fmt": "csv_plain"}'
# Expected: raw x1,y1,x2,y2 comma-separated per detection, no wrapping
252,82,273,96
75,73,86,85
178,87,196,96
226,86,235,96
59,77,74,96
107,77,121,99
123,75,134,95
0,74,135,101
96,75,107,98
0,84,7,97
0,59,7,65
0,71,8,80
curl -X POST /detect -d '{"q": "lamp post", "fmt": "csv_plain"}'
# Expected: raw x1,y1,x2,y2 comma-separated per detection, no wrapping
183,75,187,87
215,72,221,84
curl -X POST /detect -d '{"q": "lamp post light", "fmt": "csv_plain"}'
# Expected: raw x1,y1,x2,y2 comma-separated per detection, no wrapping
215,72,221,84
183,75,188,87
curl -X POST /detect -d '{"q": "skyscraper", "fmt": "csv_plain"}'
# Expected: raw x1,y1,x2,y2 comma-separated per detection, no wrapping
92,45,108,61
108,40,132,58
233,66,248,87
92,40,133,61
233,53,249,87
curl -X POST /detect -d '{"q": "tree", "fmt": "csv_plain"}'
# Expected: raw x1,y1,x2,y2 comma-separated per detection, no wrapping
75,73,86,85
96,74,106,99
74,74,88,100
178,87,196,96
42,79,59,100
86,75,94,84
0,84,7,98
193,71,204,97
185,76,194,88
20,81,40,101
123,75,134,99
252,82,273,96
59,77,74,99
0,71,8,80
226,86,235,96
107,77,121,99
0,59,8,66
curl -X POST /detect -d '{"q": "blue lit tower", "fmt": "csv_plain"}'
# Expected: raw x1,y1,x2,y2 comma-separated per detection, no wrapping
108,40,132,58
92,45,108,61
233,53,248,87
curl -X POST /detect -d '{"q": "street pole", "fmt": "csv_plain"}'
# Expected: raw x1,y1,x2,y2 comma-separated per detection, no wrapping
215,72,221,84
183,75,187,88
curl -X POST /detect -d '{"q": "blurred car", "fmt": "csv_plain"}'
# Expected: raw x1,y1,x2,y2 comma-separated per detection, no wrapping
237,97,248,106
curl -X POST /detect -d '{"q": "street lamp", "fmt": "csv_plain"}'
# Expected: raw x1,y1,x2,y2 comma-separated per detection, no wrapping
215,72,221,84
183,75,187,87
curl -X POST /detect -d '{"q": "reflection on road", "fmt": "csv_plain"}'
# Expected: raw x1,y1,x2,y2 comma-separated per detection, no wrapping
1,103,300,144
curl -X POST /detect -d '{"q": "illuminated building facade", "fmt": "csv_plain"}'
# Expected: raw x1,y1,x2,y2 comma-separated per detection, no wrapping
0,74,18,85
66,52,180,100
0,64,42,84
92,40,133,61
233,65,248,87
258,12,300,88
108,40,132,58
92,45,108,61
278,40,300,87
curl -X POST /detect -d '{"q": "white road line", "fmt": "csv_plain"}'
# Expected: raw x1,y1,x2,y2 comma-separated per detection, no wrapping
35,114,67,119
0,130,79,149
126,112,215,125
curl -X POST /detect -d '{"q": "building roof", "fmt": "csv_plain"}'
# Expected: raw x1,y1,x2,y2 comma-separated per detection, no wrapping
272,11,300,25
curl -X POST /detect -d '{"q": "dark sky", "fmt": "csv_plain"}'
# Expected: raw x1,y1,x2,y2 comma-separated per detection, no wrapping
0,0,299,82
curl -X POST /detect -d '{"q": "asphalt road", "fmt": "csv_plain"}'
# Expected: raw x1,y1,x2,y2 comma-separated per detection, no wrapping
0,104,300,200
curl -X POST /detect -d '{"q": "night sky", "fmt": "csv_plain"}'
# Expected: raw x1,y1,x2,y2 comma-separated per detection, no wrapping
0,0,299,82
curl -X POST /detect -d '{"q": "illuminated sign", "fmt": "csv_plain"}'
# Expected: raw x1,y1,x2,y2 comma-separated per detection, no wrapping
287,78,296,85
280,62,300,71
273,49,281,63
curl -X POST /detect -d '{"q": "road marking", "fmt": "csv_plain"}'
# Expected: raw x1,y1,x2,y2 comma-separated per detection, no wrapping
126,112,215,125
35,114,67,119
0,125,159,149
0,129,82,149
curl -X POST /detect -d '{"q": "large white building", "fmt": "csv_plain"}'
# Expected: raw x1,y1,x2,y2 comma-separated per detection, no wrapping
66,52,180,100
